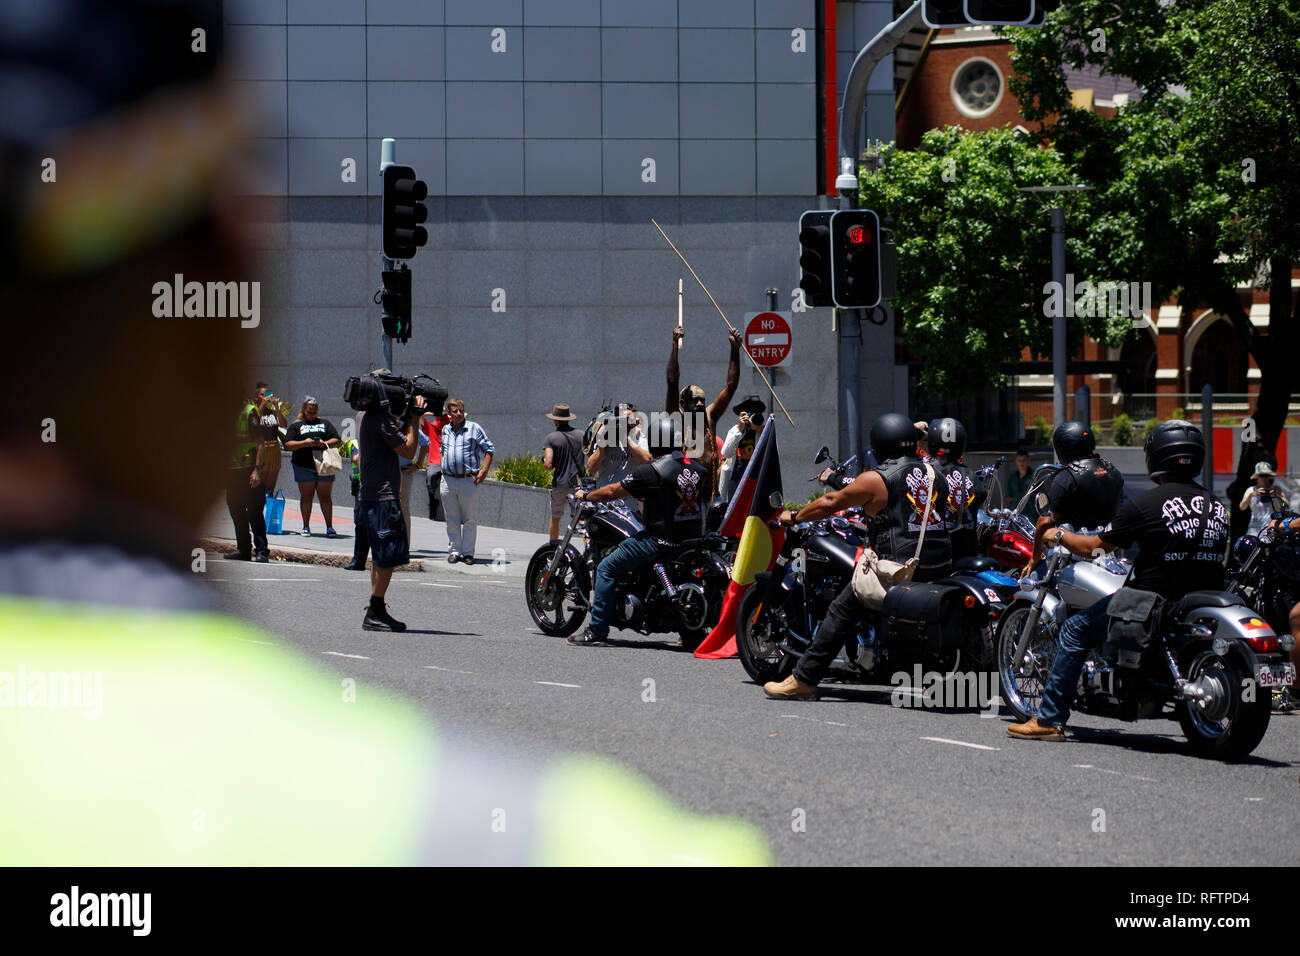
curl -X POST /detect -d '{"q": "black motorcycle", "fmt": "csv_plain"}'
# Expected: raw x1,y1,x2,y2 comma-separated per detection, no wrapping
524,479,732,650
735,486,1018,689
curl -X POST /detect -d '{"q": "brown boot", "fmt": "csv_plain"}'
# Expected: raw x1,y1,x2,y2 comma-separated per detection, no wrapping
1006,717,1065,741
764,675,819,700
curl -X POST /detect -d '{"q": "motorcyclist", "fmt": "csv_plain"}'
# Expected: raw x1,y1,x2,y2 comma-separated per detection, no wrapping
762,413,951,700
1029,421,1124,565
929,417,984,560
1008,421,1231,740
567,416,711,647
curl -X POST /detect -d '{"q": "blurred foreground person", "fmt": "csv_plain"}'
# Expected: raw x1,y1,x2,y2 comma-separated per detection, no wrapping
0,0,765,866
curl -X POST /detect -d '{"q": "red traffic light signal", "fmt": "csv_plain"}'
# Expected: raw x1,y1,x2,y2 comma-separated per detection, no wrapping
830,209,882,309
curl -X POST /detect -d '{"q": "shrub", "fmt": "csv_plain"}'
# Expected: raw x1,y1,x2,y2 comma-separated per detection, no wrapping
1033,415,1052,445
1113,413,1133,446
1170,406,1186,422
1141,417,1160,441
492,453,551,488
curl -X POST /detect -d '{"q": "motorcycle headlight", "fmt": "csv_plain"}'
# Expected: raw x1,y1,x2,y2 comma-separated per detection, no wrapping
1280,634,1297,652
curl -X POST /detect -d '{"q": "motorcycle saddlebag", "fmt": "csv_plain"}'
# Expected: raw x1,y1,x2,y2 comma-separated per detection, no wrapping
1103,587,1165,669
881,581,969,657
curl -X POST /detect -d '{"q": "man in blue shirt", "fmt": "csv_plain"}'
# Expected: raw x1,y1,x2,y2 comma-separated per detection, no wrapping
440,398,495,565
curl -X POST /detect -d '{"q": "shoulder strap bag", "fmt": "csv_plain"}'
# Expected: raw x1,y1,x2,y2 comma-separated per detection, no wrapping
851,461,936,610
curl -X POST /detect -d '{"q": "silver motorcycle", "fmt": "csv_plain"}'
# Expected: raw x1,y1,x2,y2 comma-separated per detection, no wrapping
997,538,1291,760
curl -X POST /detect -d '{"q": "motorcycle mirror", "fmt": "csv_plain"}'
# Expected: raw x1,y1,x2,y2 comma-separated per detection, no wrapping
768,491,784,510
814,446,829,464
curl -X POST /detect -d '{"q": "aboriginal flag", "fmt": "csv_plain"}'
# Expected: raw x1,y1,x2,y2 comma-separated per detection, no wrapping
694,419,784,659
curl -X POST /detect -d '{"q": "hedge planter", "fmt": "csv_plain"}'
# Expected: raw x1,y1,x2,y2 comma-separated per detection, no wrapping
473,479,553,535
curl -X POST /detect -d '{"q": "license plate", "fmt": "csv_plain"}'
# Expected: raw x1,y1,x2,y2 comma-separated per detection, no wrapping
1258,663,1296,688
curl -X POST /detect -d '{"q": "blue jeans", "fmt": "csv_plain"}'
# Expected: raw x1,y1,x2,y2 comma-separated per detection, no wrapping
589,533,663,639
1038,593,1113,726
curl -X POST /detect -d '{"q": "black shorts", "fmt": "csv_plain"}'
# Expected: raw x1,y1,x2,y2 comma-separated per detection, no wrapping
357,499,409,568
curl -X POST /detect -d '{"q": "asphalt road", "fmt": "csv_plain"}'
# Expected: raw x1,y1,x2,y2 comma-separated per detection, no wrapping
205,554,1300,867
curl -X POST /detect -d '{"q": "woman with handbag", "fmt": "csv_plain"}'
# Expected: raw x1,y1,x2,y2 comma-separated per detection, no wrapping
283,396,342,537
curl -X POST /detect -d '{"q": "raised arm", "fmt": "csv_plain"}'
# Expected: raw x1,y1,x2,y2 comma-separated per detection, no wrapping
707,329,743,432
665,326,683,414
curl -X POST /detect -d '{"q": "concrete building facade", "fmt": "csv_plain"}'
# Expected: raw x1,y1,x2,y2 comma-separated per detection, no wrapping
225,0,906,492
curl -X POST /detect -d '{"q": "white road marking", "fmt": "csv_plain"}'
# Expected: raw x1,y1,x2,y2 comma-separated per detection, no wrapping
322,651,370,660
248,577,322,582
425,665,474,675
823,720,848,727
230,636,274,646
534,680,581,688
420,582,462,588
1245,797,1263,802
1073,764,1095,769
920,736,999,752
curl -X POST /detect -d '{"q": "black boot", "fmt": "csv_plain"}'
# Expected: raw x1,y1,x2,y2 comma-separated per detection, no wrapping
363,596,406,632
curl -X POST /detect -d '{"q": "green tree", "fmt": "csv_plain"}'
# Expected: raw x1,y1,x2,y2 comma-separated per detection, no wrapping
1007,0,1300,491
857,127,1129,397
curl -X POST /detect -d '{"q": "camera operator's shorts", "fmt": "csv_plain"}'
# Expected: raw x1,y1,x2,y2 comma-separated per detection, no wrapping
357,499,409,568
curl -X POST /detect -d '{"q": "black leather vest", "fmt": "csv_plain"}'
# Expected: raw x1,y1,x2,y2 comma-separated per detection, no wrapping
867,456,952,579
940,461,977,531
641,452,710,543
1049,456,1125,530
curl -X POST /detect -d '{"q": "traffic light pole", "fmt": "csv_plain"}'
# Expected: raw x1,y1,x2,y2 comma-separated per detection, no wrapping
834,1,922,464
380,137,397,372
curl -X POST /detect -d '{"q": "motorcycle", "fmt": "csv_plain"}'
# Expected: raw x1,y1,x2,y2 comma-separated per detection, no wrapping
523,478,733,650
975,459,1057,574
736,481,1019,690
997,538,1295,760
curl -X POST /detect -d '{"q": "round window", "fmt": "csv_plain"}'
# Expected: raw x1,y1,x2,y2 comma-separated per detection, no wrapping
950,57,1004,119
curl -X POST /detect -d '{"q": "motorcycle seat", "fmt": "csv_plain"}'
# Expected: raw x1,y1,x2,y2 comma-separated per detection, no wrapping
953,556,1000,574
1172,590,1241,617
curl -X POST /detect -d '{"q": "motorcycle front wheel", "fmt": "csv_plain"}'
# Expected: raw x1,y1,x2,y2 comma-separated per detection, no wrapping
524,544,588,637
1176,649,1272,761
736,584,796,684
996,601,1058,722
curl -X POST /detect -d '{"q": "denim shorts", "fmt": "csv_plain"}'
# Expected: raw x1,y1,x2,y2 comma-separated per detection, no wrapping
356,499,409,568
293,463,335,484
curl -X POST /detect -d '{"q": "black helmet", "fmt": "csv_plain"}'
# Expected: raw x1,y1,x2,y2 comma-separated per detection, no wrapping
869,413,920,462
1144,420,1204,479
927,417,966,462
1052,421,1096,464
648,415,683,457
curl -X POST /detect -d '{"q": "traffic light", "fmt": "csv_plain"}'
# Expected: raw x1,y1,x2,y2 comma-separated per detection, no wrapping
965,1,1035,25
797,210,834,308
830,210,882,309
923,0,1043,27
381,164,428,260
379,266,412,342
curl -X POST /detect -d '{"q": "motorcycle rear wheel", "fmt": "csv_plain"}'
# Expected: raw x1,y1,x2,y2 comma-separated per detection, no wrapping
1176,649,1272,761
996,601,1057,722
524,544,588,638
736,585,796,684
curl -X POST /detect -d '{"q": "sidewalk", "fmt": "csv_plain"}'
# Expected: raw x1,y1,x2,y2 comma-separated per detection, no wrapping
203,499,552,578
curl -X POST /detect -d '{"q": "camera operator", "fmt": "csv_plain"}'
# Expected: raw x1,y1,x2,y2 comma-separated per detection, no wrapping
585,402,650,504
719,395,765,502
357,386,427,631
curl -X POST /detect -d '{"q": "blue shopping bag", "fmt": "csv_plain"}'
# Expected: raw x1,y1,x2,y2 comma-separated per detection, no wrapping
264,491,285,534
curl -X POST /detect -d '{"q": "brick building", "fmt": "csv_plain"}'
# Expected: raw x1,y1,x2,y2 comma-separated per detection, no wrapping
891,20,1298,445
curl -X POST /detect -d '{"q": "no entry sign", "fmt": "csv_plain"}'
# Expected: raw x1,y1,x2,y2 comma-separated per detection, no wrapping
744,312,791,368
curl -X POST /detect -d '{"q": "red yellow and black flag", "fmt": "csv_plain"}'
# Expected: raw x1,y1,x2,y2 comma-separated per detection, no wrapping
694,419,784,660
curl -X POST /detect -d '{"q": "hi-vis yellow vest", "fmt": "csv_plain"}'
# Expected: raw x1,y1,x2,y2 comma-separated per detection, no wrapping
231,403,258,468
0,597,769,865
